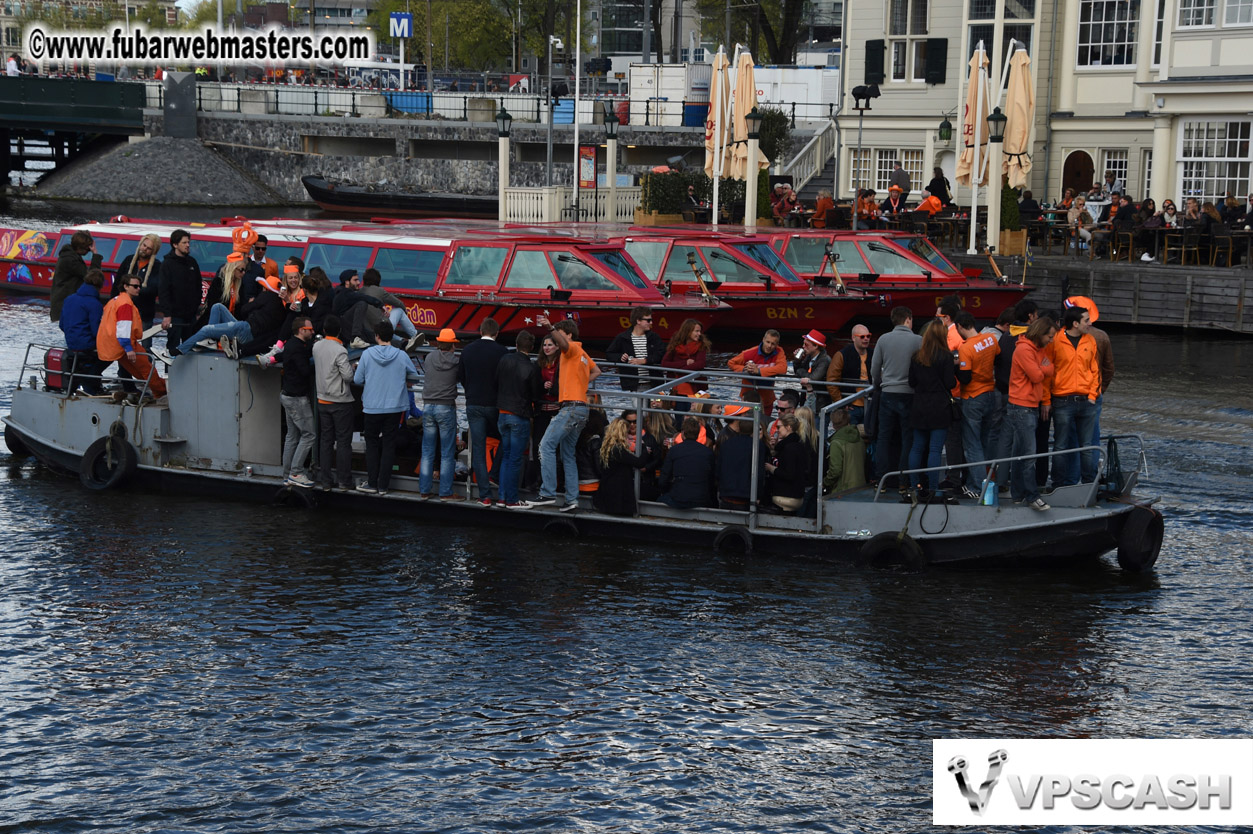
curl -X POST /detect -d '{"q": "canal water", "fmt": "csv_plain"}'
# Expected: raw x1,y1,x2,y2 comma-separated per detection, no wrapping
1,213,1252,831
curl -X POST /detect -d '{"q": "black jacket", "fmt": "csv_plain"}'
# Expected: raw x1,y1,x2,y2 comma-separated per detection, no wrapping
716,432,767,502
280,336,315,397
992,328,1015,395
50,245,103,322
592,444,649,516
332,288,382,317
243,291,287,343
157,251,204,321
771,433,812,499
114,253,162,322
280,292,333,340
1018,198,1042,220
459,337,509,407
907,352,957,431
496,352,542,419
658,440,715,508
605,328,665,392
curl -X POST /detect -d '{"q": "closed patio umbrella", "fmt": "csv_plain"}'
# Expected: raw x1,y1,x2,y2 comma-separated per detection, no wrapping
1002,47,1035,190
705,48,731,179
728,50,769,181
954,45,990,189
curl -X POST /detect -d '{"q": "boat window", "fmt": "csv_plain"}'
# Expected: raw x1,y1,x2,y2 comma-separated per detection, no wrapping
503,249,556,289
551,253,618,291
372,246,445,289
699,246,760,283
730,242,802,282
114,238,139,267
862,242,930,276
586,250,648,289
444,245,507,286
900,236,957,273
623,240,669,281
187,239,235,272
89,236,120,263
830,240,870,274
662,247,704,284
266,243,307,268
304,243,375,280
53,234,73,258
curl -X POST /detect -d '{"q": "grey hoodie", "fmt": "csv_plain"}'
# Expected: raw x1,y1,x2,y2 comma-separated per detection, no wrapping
312,337,354,404
870,324,923,394
422,346,460,406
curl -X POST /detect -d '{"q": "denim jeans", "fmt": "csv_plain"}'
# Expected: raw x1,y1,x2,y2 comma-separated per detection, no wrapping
388,307,417,341
1051,395,1098,486
1005,404,1040,503
363,411,401,491
419,403,458,496
875,392,913,485
1091,393,1103,449
985,389,1006,472
176,303,252,354
318,401,354,488
540,403,588,504
908,427,947,490
466,404,499,500
497,412,531,504
961,390,998,487
280,393,317,478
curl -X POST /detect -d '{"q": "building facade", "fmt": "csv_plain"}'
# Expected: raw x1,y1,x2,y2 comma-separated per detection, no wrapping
838,0,1253,208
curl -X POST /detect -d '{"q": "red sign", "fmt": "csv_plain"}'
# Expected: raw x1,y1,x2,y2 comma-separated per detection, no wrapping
578,145,597,190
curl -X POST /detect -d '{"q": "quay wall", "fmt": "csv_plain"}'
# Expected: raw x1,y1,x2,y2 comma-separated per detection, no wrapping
949,254,1253,337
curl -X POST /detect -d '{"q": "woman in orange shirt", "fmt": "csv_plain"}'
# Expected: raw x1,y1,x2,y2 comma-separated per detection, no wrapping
811,189,835,228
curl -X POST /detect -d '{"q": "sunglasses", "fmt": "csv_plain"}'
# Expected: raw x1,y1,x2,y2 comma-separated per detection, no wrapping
125,283,141,289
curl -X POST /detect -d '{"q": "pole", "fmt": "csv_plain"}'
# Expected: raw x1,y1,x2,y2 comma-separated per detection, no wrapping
607,133,618,222
572,0,582,221
642,0,652,63
725,0,731,52
445,13,449,72
426,0,434,106
856,108,864,196
988,139,1003,252
499,132,510,222
967,46,985,255
546,36,555,187
745,132,760,231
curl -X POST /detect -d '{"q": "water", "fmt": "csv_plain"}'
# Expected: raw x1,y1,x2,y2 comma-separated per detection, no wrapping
2,289,1252,831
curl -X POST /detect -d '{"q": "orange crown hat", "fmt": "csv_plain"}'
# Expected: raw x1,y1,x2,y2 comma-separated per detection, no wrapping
436,328,459,343
226,252,246,263
283,264,300,275
256,275,280,293
1064,295,1100,322
231,224,258,255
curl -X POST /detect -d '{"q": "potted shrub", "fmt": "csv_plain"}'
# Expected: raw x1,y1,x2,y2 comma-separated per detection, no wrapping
636,171,687,226
999,180,1027,255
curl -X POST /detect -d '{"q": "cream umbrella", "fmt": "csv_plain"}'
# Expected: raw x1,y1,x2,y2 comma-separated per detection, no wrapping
705,49,731,178
1002,47,1035,190
954,45,990,188
728,50,770,181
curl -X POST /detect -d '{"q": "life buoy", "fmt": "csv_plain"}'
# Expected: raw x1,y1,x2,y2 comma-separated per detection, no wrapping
543,518,579,538
860,531,927,571
713,524,753,554
79,435,138,490
1116,506,1164,572
273,485,318,509
4,428,31,458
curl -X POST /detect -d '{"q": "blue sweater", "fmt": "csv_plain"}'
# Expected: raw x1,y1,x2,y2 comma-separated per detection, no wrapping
59,283,104,351
353,344,418,414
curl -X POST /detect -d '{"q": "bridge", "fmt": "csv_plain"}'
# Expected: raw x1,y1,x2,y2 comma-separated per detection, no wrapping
0,76,146,180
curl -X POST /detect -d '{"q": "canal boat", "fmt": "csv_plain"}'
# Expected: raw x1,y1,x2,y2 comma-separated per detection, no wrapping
2,342,1165,573
301,175,499,219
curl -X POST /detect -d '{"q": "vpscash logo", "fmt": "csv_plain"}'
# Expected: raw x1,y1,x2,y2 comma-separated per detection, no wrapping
932,739,1253,825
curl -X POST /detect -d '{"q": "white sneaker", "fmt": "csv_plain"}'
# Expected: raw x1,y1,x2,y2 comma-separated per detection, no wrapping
350,337,370,349
198,339,217,350
223,337,239,360
1140,252,1154,262
285,472,315,488
149,347,172,364
1028,497,1051,512
405,333,426,351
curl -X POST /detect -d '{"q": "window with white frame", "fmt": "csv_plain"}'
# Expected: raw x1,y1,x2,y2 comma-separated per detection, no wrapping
850,148,872,191
1226,0,1253,25
900,149,925,190
1153,0,1166,65
1142,150,1153,198
1102,149,1129,191
1077,0,1140,66
876,150,899,190
888,0,928,81
1178,0,1215,26
1179,120,1251,204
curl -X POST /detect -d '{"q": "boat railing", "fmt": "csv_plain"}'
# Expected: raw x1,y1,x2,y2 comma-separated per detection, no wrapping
15,343,162,402
872,445,1109,505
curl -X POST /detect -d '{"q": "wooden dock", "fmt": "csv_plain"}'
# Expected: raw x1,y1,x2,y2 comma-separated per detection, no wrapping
948,253,1251,336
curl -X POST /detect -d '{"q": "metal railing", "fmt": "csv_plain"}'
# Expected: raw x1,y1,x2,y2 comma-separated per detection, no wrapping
18,344,163,402
503,186,643,223
783,118,837,194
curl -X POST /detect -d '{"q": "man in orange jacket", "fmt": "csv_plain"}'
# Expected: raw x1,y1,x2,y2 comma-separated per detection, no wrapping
1049,305,1101,486
728,329,789,417
98,273,167,398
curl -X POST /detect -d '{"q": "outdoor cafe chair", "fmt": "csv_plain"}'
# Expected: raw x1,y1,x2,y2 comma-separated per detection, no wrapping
1163,226,1202,265
1206,223,1235,266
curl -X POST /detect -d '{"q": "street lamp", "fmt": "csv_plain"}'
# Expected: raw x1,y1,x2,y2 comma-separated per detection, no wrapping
605,110,619,223
545,35,564,188
937,114,953,143
850,84,880,197
744,106,763,230
497,105,512,223
986,106,1007,253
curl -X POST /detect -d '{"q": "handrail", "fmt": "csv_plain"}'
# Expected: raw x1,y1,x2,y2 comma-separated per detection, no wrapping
873,444,1108,503
782,119,836,193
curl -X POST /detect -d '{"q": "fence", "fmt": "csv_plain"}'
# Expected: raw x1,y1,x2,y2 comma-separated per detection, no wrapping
503,186,642,223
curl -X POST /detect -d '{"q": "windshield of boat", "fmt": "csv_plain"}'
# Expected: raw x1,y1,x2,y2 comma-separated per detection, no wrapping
503,249,557,289
445,245,509,286
899,235,957,273
862,241,931,276
622,240,669,282
373,246,445,289
780,237,870,275
266,243,308,268
187,239,235,271
551,252,620,291
304,243,375,280
586,249,648,289
730,242,801,282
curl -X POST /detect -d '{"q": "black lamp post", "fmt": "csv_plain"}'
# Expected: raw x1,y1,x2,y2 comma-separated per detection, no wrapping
745,106,762,139
745,107,764,229
496,105,513,137
604,111,620,222
987,106,1007,144
938,115,953,143
850,84,881,194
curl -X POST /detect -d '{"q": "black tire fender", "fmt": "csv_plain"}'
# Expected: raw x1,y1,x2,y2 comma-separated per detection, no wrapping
79,435,138,491
273,485,318,509
543,518,579,538
860,531,927,571
713,524,754,554
4,428,31,459
1116,506,1164,572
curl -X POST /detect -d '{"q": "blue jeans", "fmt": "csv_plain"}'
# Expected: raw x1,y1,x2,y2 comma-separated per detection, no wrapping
1091,393,1103,449
875,392,913,484
540,403,588,504
1005,404,1040,503
466,404,499,500
985,389,1006,471
908,427,947,490
419,403,458,496
388,307,417,341
497,412,530,504
176,303,252,354
1051,395,1098,486
961,390,998,487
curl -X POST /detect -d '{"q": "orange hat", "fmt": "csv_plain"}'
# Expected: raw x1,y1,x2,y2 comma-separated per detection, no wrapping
436,328,459,344
283,264,300,275
231,224,258,255
722,404,750,418
227,252,245,263
888,184,904,194
256,275,279,293
1064,295,1100,322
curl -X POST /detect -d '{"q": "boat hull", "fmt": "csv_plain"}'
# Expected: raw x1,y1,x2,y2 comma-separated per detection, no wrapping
302,176,498,219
